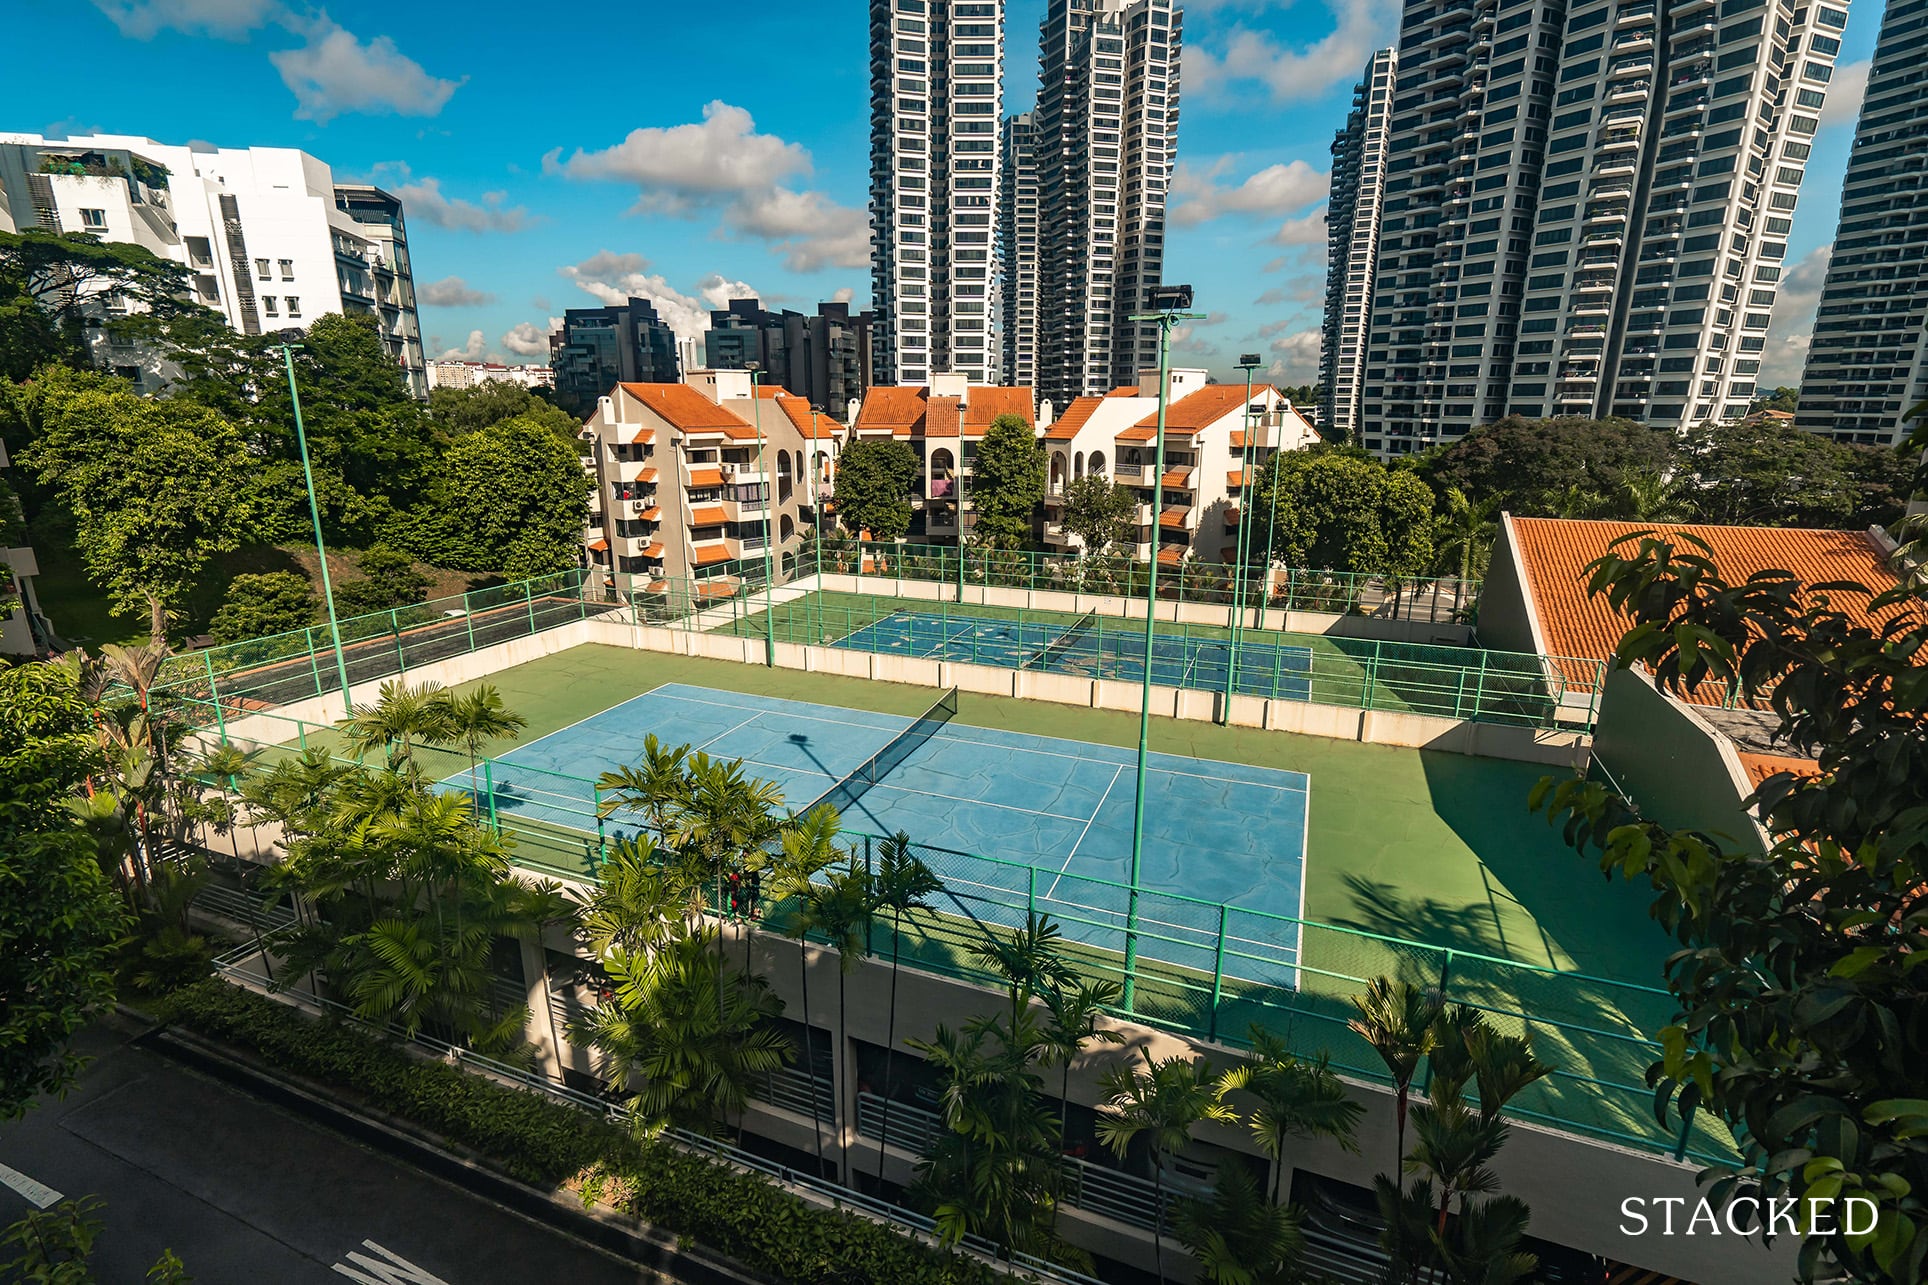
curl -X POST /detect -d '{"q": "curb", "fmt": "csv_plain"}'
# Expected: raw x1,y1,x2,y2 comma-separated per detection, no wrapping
141,1023,770,1285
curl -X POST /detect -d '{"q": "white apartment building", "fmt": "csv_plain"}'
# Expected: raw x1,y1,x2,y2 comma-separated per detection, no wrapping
868,0,1006,387
997,110,1040,388
849,373,1036,541
580,374,836,590
1797,0,1926,446
1040,370,1318,563
1032,0,1182,410
1354,0,1844,455
426,360,555,392
0,133,427,395
1321,49,1398,443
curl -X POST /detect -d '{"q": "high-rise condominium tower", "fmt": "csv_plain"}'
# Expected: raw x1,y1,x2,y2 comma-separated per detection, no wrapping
1796,0,1926,447
869,0,1005,386
1322,49,1399,442
1031,0,1182,409
998,111,1040,388
1350,0,1847,456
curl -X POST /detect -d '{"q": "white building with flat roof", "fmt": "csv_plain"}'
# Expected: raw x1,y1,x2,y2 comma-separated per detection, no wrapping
426,360,554,392
0,132,427,395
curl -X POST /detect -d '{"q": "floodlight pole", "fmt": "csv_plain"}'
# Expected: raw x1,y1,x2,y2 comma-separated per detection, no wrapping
747,367,776,666
1121,301,1205,1012
1222,356,1263,723
279,341,353,719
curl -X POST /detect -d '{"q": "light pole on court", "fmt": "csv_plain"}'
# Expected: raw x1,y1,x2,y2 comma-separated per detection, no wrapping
745,364,777,666
277,335,353,719
1121,285,1204,1012
1221,353,1263,724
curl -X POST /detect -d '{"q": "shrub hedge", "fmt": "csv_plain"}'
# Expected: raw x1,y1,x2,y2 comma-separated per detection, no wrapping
159,980,1021,1285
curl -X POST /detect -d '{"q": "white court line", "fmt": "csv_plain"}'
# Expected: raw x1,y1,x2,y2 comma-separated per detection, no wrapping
483,680,672,763
1044,764,1126,902
926,727,1308,794
645,685,911,738
848,778,1093,825
0,1161,63,1209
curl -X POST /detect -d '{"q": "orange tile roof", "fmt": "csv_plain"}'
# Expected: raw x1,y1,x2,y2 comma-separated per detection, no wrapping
626,467,658,484
1230,430,1247,450
630,428,655,445
1043,396,1104,441
1737,751,1821,790
687,505,728,526
1116,422,1202,442
692,542,733,566
1227,469,1246,488
620,383,755,437
1158,506,1191,530
925,396,962,439
962,386,1034,432
587,537,608,552
642,542,665,558
686,466,724,488
1107,384,1142,397
1157,546,1183,566
1132,384,1267,432
1161,467,1193,489
773,392,842,440
1508,517,1911,703
1219,545,1239,561
637,506,662,521
853,385,928,436
853,384,1036,437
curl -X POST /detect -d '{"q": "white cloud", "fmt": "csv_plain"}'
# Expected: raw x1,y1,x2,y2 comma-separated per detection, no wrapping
831,286,856,305
269,15,462,123
1187,0,1397,102
370,164,533,233
501,321,554,357
1266,329,1323,382
1171,157,1329,226
1821,60,1870,129
697,274,759,311
547,101,869,272
438,330,497,362
1759,244,1832,386
91,0,273,38
418,275,496,307
1271,209,1328,246
558,251,713,347
1255,273,1326,308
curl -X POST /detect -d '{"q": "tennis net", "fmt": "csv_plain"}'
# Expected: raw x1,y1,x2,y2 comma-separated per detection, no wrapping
811,686,959,816
1025,609,1100,671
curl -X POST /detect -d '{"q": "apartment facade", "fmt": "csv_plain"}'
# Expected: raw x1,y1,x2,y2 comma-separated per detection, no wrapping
1032,0,1183,409
1353,0,1845,456
997,111,1040,388
550,299,681,418
1796,0,1927,446
701,297,875,422
868,0,1006,387
580,374,828,589
425,360,553,391
0,132,427,394
1040,372,1318,563
1321,49,1399,443
848,373,1035,540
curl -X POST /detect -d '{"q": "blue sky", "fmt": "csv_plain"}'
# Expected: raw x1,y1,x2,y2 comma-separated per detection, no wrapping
3,0,1881,387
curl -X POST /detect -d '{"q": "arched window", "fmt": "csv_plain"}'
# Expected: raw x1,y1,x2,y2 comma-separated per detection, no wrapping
1050,452,1067,493
930,448,956,499
1074,452,1085,479
1088,450,1106,475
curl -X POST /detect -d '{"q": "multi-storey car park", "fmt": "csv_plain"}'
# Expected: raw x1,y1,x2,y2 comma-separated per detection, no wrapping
869,0,1006,388
1796,0,1928,447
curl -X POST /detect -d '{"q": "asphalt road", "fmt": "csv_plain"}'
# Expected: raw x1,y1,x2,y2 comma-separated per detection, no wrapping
0,1019,658,1284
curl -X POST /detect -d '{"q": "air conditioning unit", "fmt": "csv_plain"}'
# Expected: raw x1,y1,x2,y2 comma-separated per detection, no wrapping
630,500,648,516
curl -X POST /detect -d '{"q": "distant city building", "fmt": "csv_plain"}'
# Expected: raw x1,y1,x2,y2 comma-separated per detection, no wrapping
849,373,1034,542
549,298,681,418
424,360,553,392
1353,0,1846,455
868,0,1005,387
997,111,1040,388
0,131,427,394
1796,0,1928,447
579,372,838,588
1031,0,1182,410
701,297,874,421
1320,48,1396,444
1039,371,1317,563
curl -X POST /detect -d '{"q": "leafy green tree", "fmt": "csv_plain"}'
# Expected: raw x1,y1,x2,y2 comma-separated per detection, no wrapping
331,545,432,618
338,678,458,781
410,416,591,577
1217,1026,1362,1204
1424,415,1676,517
429,381,578,441
1060,474,1138,553
1097,1052,1237,1285
1533,535,1928,1285
1249,449,1435,576
445,686,528,795
1171,1163,1304,1285
1675,417,1863,527
969,413,1045,547
834,439,919,540
1,1194,191,1283
1750,385,1799,414
0,281,81,380
0,661,126,1120
0,229,195,343
1347,978,1441,1185
21,383,261,639
207,571,315,644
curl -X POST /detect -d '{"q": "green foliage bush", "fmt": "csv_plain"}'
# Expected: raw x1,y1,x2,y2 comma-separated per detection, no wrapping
207,571,316,643
161,980,1015,1285
332,545,433,619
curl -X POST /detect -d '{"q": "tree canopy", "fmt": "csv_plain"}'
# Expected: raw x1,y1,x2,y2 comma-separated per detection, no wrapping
969,413,1046,548
409,415,591,578
1061,474,1137,553
1249,449,1436,577
834,439,919,541
208,571,316,644
1421,415,1677,519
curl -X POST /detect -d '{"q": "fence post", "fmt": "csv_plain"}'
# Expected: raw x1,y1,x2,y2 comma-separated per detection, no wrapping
1363,643,1381,712
463,592,477,654
592,782,607,871
202,649,225,739
1477,650,1490,720
389,609,405,676
484,758,499,834
1027,864,1037,917
306,627,325,700
525,579,538,634
1208,902,1228,1042
956,543,965,604
1673,1102,1698,1161
1439,947,1455,996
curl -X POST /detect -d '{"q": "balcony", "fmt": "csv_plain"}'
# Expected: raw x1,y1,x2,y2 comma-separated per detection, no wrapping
614,460,659,486
1158,505,1197,533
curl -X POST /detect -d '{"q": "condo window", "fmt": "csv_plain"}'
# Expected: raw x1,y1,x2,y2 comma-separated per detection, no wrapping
286,296,301,317
256,258,271,279
80,208,107,229
262,296,279,316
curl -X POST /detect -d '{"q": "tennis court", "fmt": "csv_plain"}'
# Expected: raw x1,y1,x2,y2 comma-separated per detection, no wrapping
454,681,1309,985
832,608,1315,700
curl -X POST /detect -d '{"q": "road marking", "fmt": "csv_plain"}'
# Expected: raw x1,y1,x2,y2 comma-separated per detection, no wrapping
332,1240,450,1285
0,1161,63,1209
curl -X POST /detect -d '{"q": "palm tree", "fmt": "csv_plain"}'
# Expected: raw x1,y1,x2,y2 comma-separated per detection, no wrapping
1171,1161,1305,1285
514,878,583,1072
767,806,845,1176
578,834,686,957
1615,469,1693,521
445,684,527,802
971,911,1074,1033
339,679,457,781
1347,977,1442,1178
870,832,943,1180
1096,1051,1236,1285
807,862,874,1182
1433,487,1500,617
1039,978,1123,1156
595,735,692,838
1217,1025,1364,1205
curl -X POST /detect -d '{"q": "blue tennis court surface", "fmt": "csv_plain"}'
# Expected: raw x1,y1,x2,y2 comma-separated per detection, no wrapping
456,682,1307,986
832,608,1314,701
